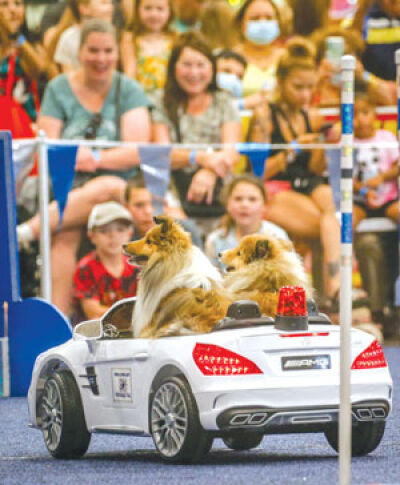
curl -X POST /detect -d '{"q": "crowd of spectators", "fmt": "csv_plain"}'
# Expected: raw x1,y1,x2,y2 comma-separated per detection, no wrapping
3,0,400,339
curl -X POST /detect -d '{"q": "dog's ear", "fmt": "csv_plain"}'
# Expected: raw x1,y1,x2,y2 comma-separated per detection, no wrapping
153,215,171,234
255,239,270,259
279,239,294,252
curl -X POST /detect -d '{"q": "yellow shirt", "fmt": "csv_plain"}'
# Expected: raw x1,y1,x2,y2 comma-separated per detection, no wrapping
135,38,173,93
242,62,277,97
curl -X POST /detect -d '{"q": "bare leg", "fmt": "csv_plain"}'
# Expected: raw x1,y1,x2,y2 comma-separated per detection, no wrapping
264,190,321,239
311,184,340,297
50,228,82,315
26,176,127,238
352,204,367,230
385,200,399,222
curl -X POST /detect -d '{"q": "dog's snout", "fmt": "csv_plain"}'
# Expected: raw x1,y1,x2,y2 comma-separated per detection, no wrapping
218,252,222,258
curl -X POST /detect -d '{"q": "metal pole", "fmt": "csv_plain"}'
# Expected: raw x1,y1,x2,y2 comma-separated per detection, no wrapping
1,302,10,397
339,55,356,485
393,50,400,306
37,130,51,301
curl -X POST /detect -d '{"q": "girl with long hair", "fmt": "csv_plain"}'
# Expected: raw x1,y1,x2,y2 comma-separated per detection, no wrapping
247,37,340,308
120,0,175,93
205,174,288,268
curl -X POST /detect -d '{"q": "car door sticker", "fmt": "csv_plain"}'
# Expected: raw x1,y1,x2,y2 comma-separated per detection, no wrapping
112,368,133,401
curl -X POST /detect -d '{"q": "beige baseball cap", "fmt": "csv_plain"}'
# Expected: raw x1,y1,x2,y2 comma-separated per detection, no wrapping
88,201,133,230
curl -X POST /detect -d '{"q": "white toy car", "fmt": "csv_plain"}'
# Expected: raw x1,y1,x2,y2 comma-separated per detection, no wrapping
28,288,393,463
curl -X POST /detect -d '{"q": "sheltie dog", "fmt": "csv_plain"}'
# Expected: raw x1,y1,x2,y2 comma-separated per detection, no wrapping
123,216,232,338
221,234,313,317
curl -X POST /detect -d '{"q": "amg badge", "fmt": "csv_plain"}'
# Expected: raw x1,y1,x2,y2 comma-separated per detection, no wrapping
282,355,331,371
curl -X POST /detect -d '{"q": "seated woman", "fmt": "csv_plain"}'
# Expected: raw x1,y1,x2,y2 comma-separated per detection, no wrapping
17,18,151,315
247,37,340,309
151,31,242,236
233,0,290,102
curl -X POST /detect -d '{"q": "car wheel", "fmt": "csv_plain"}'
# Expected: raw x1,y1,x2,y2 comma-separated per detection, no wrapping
324,421,386,456
150,375,213,463
223,432,263,451
39,370,91,458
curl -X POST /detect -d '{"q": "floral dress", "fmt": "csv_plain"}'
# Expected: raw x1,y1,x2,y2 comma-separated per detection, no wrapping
135,37,173,94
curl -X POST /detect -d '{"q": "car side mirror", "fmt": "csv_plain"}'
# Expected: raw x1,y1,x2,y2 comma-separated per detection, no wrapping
73,320,103,341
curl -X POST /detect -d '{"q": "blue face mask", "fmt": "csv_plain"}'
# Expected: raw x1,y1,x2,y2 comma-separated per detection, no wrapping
216,72,243,98
245,19,280,45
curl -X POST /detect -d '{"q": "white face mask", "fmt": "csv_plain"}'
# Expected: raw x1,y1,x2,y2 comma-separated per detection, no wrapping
216,72,243,98
245,19,280,45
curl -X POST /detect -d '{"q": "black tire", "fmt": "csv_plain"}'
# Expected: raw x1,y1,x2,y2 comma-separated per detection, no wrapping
324,421,386,456
39,370,91,458
150,375,213,463
223,432,263,451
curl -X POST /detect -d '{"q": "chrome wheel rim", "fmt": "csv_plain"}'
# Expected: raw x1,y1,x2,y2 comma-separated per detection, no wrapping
40,379,63,451
151,382,188,457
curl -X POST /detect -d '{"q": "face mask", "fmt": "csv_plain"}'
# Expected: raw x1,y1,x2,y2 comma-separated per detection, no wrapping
245,19,280,45
216,72,243,98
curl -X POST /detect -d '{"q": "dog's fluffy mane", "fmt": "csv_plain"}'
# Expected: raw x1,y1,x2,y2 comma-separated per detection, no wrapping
130,219,223,337
223,235,313,298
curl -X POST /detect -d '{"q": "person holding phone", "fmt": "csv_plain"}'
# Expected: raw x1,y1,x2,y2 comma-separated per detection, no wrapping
312,26,396,107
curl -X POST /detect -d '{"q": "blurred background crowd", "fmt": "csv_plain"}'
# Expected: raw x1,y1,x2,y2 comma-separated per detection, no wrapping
3,0,400,341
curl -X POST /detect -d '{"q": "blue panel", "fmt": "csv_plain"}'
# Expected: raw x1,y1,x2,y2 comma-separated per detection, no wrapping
9,298,71,396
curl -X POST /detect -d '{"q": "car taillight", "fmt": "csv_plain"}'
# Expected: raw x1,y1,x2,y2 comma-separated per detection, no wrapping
277,286,307,317
193,343,263,376
351,340,388,370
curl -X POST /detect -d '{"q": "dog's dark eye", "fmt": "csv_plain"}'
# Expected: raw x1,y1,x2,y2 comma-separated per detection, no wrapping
146,239,152,245
237,251,241,256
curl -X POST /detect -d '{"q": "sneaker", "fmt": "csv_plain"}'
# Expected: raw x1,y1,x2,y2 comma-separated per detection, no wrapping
319,289,369,313
16,223,35,250
353,322,384,344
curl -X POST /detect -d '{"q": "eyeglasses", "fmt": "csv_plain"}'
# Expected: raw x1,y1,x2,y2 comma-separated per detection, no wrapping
84,113,102,140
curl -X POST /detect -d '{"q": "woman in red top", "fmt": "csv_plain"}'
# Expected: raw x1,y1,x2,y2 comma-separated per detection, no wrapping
0,0,57,137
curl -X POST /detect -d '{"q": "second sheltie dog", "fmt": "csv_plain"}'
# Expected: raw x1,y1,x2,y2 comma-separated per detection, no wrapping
123,216,232,338
221,234,313,317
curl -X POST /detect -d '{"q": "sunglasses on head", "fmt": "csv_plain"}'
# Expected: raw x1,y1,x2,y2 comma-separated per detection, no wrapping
84,113,102,140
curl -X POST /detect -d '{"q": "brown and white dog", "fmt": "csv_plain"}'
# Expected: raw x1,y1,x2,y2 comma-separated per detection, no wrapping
221,234,313,317
123,216,232,338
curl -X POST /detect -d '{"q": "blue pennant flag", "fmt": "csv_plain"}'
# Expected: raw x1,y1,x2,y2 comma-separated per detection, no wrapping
235,143,270,177
138,145,172,215
48,144,78,225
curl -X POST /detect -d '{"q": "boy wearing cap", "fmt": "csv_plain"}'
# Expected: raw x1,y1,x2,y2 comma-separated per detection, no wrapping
72,201,139,324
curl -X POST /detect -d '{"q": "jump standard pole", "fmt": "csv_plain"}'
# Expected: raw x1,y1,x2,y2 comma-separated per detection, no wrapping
394,49,400,306
339,54,356,485
37,130,51,302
